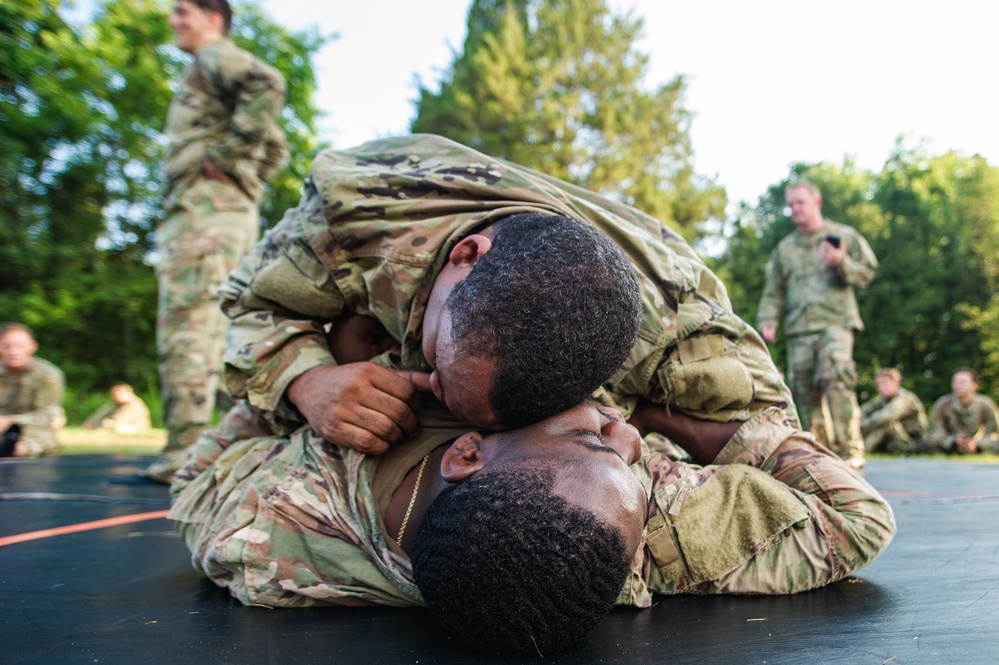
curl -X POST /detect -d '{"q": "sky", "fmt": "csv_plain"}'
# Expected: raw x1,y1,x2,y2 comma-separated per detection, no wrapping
72,0,999,208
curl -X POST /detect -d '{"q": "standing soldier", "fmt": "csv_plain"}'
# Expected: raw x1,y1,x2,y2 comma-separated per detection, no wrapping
0,323,65,457
757,180,878,469
145,0,288,483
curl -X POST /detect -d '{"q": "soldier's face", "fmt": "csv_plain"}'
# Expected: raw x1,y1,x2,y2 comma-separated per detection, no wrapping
875,375,900,399
0,330,38,372
427,311,504,431
471,399,648,557
786,186,823,231
169,0,222,54
952,371,977,398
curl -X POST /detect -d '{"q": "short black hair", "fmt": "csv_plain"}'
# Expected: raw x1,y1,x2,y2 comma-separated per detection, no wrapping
189,0,232,34
412,467,631,657
446,213,642,428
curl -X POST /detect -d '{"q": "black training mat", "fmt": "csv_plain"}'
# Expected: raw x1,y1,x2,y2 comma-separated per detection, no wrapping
2,455,997,664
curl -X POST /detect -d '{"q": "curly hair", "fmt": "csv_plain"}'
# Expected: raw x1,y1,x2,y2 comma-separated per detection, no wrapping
446,213,642,428
411,467,631,657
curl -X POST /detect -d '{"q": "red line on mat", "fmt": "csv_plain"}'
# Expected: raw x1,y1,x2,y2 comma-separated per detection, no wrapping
0,510,171,547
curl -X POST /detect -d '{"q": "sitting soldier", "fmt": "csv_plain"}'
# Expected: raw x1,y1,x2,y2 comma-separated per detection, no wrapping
83,383,152,435
860,368,928,454
928,368,999,454
0,323,65,457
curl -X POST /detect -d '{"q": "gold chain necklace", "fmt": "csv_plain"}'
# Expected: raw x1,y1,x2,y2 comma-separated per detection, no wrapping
396,453,430,546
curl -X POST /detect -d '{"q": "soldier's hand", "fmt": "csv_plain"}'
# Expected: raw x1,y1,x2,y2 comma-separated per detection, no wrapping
287,363,432,455
761,325,777,343
819,239,847,267
0,415,11,431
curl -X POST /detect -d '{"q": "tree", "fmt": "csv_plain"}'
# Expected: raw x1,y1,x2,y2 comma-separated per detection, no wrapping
710,142,999,406
411,0,724,240
0,0,328,420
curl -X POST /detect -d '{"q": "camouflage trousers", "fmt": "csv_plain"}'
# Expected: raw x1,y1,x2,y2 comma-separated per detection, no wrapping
156,177,260,453
786,326,864,461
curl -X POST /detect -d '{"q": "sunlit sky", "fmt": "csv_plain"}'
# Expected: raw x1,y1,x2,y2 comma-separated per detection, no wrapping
78,0,999,208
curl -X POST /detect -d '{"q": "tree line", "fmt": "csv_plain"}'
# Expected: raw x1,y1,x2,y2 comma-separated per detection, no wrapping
2,0,995,425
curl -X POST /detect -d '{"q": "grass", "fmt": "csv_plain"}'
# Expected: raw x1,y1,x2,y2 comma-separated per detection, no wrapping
866,451,999,465
57,427,166,456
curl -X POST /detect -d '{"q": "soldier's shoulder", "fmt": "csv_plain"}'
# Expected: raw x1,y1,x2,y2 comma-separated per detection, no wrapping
32,357,64,378
931,393,954,409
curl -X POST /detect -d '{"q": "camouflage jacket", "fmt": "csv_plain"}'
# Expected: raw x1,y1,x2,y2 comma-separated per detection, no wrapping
757,220,878,336
84,395,151,434
927,393,999,452
221,134,794,431
860,387,928,438
0,357,64,451
168,403,895,608
163,38,288,207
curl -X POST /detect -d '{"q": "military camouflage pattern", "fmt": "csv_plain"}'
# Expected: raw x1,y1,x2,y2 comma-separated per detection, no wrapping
624,407,895,603
927,393,999,453
757,222,876,462
83,394,152,435
168,400,469,607
0,357,64,456
163,39,288,207
785,326,864,459
757,220,878,336
157,38,287,453
220,134,795,431
860,387,929,454
169,403,895,608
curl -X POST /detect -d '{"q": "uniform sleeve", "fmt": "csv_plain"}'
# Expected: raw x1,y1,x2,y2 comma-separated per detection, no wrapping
5,365,64,428
861,395,910,431
971,398,999,452
927,398,955,451
755,249,785,331
643,408,896,596
835,229,878,288
201,46,287,180
220,180,347,420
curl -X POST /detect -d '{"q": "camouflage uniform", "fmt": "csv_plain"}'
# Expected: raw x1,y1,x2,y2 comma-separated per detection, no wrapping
168,402,895,607
84,394,152,435
860,387,929,454
757,221,878,461
927,393,999,453
0,357,64,456
221,134,795,436
156,38,287,456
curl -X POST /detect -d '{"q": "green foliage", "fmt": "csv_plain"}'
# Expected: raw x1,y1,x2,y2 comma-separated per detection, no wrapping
711,141,999,406
411,0,725,240
0,0,327,401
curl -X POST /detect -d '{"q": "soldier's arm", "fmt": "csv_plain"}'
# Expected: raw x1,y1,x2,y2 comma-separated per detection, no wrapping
646,409,896,596
221,180,347,423
3,366,64,428
926,398,955,451
835,229,878,288
202,47,287,179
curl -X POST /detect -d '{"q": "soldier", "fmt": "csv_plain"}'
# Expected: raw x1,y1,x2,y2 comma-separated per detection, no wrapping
83,383,152,435
0,323,65,457
215,134,796,476
860,368,929,454
169,396,895,656
145,0,288,482
757,180,878,469
927,368,999,454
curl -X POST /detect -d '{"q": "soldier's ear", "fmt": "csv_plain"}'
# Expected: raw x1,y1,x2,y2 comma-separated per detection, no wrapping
448,235,493,269
440,431,486,483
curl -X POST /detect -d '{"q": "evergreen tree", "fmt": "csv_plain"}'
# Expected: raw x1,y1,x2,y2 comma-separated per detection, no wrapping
411,0,724,240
